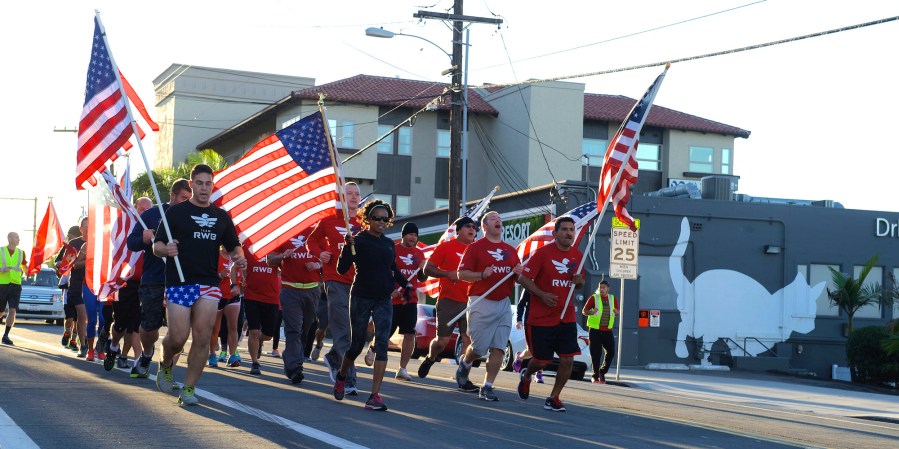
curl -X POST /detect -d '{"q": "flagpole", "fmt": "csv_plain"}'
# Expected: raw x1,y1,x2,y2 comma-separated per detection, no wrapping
558,64,669,320
318,95,355,256
94,11,184,283
446,258,527,327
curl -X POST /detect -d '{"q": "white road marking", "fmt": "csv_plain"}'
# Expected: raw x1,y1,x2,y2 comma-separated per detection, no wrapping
0,406,41,449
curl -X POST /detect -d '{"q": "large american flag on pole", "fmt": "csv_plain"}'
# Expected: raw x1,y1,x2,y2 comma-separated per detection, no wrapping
419,187,499,297
597,67,668,231
76,17,133,190
86,162,142,300
211,111,340,258
516,201,598,262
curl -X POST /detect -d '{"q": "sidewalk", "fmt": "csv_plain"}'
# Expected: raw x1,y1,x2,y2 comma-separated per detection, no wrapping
612,366,899,421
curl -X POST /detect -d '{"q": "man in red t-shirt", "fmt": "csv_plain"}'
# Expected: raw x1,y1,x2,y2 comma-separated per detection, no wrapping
456,211,523,401
242,245,282,376
391,223,427,381
417,216,478,386
267,227,320,383
516,216,585,412
305,182,362,393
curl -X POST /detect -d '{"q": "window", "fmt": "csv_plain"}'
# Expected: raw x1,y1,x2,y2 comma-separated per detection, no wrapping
328,119,337,143
371,194,392,208
369,194,411,217
894,269,899,320
689,147,714,173
377,125,411,155
798,264,839,317
435,199,449,209
340,120,355,149
721,148,731,174
281,115,300,129
582,138,606,167
636,143,660,170
854,265,883,319
437,130,451,158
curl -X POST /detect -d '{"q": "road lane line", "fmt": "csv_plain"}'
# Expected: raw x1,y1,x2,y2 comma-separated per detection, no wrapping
0,406,41,449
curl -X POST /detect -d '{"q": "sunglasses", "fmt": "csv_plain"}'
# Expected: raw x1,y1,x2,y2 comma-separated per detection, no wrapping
369,216,391,223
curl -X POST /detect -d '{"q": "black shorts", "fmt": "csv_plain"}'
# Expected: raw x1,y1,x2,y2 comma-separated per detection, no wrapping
66,284,84,306
526,322,581,363
217,296,241,311
245,299,279,337
391,302,417,335
113,282,142,333
64,303,77,320
0,284,22,310
139,284,166,332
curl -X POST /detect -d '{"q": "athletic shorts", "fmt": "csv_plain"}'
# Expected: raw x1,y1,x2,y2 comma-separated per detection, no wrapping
0,284,22,310
526,322,581,363
245,298,279,337
466,297,511,356
64,303,77,320
217,295,241,311
165,284,222,308
66,283,84,306
139,284,166,332
391,302,417,335
113,282,142,333
435,299,468,338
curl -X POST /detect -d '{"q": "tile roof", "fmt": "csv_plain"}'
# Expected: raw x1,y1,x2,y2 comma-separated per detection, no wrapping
583,93,750,138
292,74,498,115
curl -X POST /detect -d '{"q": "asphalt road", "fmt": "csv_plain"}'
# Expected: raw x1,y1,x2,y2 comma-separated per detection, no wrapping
2,321,897,449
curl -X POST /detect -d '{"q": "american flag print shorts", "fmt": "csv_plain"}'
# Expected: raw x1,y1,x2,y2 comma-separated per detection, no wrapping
165,284,223,308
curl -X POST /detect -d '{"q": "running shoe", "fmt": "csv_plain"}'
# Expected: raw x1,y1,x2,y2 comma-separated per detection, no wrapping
1,336,13,346
95,333,109,355
61,333,71,347
333,375,346,400
156,363,174,393
208,353,218,367
518,371,531,400
133,352,152,378
345,384,358,396
86,349,96,361
512,352,522,373
459,380,479,393
536,371,544,384
78,347,88,359
364,347,375,367
310,344,322,361
290,368,304,385
250,362,261,375
104,346,120,371
479,385,499,402
271,349,281,358
454,361,471,388
116,356,130,369
69,340,79,352
417,357,435,379
227,354,241,367
178,385,198,406
543,396,566,412
97,352,106,361
599,373,607,384
395,368,412,381
323,356,337,383
218,350,228,363
364,394,388,411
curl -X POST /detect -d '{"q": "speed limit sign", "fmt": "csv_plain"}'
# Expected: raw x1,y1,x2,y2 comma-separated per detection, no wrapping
610,217,640,279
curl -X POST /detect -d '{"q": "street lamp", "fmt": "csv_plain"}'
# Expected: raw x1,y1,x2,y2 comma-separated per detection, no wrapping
365,26,471,224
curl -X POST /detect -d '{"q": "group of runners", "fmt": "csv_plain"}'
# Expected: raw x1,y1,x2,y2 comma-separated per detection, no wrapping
4,164,621,413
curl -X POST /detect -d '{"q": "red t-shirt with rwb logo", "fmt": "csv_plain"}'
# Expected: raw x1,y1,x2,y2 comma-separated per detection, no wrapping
459,238,521,301
428,238,470,303
522,243,583,325
393,242,424,305
305,214,361,284
276,227,320,287
217,255,234,298
243,246,281,305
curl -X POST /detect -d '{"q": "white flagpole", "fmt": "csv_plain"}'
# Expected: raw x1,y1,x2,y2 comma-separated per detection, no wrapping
94,11,184,282
318,97,355,256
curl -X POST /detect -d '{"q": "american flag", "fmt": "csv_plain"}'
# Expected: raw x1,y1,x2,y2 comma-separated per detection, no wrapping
119,71,159,153
76,17,133,190
85,162,142,300
419,188,499,297
597,68,668,231
211,110,340,258
26,201,66,276
516,201,598,262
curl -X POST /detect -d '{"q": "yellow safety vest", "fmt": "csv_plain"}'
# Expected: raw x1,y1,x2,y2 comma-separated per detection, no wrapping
0,246,24,285
586,293,616,330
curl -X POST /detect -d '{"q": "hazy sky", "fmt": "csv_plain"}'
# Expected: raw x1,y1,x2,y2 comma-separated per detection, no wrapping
2,0,897,250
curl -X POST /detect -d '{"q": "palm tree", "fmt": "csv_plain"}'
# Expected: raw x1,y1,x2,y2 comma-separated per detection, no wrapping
884,320,899,356
131,149,229,202
827,255,890,334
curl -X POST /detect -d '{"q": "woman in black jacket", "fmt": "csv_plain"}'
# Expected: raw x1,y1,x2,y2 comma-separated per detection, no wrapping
332,199,411,411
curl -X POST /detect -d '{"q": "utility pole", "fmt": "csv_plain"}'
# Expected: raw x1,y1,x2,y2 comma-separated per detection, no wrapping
414,1,502,224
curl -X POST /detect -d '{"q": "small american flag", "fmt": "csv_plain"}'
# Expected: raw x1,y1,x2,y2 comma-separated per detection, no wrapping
598,68,668,231
516,201,598,262
212,110,340,258
76,17,133,190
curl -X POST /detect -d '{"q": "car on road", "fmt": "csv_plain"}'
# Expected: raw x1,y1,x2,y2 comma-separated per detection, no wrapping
15,268,64,325
388,303,458,360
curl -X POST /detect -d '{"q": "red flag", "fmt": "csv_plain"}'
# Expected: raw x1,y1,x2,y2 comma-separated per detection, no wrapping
76,17,133,190
211,111,340,258
27,202,66,276
119,71,159,152
597,68,668,231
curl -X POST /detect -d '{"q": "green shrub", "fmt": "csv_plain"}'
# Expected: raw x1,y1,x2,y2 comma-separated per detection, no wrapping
846,326,899,389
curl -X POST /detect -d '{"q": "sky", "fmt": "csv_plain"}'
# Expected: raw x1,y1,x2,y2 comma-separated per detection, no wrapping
2,0,898,253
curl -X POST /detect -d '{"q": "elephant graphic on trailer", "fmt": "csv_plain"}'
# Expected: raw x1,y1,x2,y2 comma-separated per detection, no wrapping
668,218,824,361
